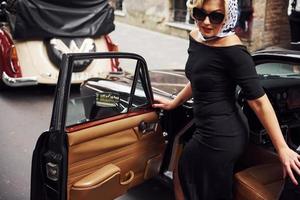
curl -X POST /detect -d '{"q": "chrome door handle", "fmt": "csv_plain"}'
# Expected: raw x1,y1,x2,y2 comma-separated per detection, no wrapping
138,121,158,134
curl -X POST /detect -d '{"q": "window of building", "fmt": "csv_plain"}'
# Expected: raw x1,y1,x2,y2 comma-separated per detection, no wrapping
236,0,253,38
168,0,194,30
115,0,123,11
173,0,188,22
110,0,125,16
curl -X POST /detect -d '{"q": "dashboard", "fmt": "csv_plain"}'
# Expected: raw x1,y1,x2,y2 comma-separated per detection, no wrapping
242,77,300,147
287,88,300,110
267,87,300,119
258,77,300,120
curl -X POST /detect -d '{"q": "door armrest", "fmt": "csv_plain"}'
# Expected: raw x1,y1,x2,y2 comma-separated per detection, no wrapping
73,164,120,188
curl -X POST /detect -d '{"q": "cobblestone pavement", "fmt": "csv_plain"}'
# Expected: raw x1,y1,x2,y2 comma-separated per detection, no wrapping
110,22,189,70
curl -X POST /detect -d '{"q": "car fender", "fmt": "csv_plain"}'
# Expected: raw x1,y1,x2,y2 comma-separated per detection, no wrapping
0,27,18,78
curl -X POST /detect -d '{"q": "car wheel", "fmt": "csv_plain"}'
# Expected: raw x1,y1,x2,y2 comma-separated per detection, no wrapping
0,82,8,90
0,72,8,90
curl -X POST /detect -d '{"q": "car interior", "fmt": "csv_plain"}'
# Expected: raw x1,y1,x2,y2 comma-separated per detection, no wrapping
233,62,300,200
32,53,300,200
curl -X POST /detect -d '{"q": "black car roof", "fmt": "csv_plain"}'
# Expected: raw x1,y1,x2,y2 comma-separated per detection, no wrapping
253,49,300,57
252,49,300,63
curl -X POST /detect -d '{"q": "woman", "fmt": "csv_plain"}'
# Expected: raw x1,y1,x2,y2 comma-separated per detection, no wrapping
153,0,300,199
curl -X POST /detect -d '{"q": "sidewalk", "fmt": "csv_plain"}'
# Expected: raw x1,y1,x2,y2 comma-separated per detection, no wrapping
110,22,189,70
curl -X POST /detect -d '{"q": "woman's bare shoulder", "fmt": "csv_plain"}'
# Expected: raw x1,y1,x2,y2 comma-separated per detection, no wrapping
225,35,243,46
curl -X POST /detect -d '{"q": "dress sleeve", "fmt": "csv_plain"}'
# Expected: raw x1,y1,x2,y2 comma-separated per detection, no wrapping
227,47,265,100
185,45,193,80
185,63,191,80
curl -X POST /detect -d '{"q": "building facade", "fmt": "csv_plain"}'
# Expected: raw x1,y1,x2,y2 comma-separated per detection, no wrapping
110,0,290,51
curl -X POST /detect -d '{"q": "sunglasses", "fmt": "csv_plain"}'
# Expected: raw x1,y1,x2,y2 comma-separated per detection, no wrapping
192,8,225,24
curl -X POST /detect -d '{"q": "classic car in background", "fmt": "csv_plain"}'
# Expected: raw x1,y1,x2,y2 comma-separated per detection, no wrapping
30,49,300,200
0,0,119,89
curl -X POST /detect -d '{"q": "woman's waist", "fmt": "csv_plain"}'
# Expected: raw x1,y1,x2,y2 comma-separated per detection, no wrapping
193,99,239,117
194,108,249,135
192,130,248,151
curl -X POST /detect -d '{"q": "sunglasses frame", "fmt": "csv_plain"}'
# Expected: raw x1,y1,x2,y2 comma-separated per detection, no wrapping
192,8,225,25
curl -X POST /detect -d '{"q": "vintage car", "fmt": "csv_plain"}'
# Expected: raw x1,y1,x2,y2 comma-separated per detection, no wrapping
0,0,119,89
30,49,300,200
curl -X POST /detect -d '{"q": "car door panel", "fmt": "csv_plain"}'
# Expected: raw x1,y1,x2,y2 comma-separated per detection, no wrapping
31,52,163,200
66,111,166,200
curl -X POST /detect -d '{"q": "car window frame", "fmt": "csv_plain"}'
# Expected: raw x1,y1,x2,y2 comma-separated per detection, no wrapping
45,52,153,200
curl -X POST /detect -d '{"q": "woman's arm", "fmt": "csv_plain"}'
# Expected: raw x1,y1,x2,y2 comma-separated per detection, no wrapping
247,94,300,185
152,82,192,110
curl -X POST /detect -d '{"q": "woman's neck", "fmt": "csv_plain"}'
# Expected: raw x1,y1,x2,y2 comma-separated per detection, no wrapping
191,30,242,47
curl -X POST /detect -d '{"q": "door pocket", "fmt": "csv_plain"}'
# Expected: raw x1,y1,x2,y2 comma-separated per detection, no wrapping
70,164,130,200
144,154,163,180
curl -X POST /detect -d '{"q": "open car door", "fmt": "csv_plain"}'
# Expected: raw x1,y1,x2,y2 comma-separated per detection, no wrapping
30,52,166,200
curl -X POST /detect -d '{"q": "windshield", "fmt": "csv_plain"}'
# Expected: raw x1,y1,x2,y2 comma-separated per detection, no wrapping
256,62,300,77
65,57,150,127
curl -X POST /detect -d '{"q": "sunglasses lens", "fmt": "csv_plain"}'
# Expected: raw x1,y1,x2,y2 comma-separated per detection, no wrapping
192,8,225,24
209,12,225,24
192,8,206,21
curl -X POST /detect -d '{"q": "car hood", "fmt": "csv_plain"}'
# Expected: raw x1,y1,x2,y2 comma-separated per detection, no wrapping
148,69,189,97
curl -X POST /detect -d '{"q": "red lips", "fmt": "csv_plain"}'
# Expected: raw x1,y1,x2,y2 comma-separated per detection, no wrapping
201,27,213,33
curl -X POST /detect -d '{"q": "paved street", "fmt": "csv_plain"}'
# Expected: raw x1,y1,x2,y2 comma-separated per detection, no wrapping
110,22,189,70
0,22,188,200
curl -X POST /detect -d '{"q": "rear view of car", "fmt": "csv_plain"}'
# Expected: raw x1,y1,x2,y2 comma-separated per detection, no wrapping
0,0,120,89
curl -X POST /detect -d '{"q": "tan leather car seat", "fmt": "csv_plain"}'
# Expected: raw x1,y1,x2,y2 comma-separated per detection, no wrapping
234,163,284,200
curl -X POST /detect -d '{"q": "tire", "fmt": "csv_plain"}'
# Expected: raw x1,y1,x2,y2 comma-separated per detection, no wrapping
0,72,8,90
0,83,7,90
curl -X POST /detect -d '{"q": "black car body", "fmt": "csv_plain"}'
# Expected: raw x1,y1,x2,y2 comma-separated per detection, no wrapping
30,50,300,200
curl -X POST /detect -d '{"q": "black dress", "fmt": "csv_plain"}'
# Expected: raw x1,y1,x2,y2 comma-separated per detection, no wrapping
178,36,265,200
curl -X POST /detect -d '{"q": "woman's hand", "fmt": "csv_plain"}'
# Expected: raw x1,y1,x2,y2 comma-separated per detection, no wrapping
152,96,176,110
248,95,300,185
152,82,192,111
278,147,300,185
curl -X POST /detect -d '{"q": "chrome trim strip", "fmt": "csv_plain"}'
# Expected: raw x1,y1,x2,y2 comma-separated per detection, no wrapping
150,70,186,77
2,72,38,87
